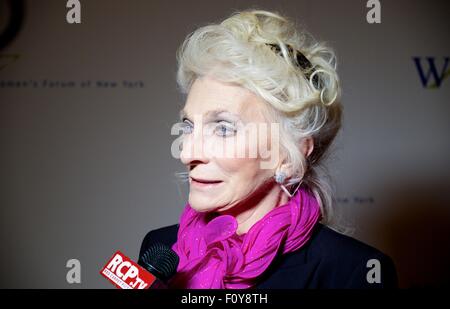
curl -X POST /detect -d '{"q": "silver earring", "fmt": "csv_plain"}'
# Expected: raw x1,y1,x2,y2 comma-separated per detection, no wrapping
285,179,302,198
274,171,286,184
274,171,303,198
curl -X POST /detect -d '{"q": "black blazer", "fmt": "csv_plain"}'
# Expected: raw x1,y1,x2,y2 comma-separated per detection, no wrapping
138,223,398,289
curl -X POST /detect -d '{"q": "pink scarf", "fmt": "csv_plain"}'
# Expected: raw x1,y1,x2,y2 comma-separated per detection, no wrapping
169,187,321,289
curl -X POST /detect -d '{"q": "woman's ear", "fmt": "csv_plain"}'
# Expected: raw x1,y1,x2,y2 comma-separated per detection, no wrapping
301,137,314,158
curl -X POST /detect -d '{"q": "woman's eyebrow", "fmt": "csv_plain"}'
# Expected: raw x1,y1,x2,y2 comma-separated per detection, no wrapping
179,109,240,121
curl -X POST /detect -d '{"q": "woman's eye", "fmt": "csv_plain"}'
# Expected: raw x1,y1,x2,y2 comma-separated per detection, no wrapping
181,122,193,134
214,123,236,137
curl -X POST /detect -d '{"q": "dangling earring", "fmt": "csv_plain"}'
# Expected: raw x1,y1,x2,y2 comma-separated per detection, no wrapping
274,170,303,198
274,170,286,184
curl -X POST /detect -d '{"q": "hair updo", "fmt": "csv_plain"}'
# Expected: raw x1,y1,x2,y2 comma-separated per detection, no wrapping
175,9,343,228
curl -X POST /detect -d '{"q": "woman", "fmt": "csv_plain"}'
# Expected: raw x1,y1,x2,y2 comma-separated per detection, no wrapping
139,9,398,289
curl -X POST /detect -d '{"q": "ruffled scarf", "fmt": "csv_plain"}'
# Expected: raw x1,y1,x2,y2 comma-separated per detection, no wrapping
169,187,321,289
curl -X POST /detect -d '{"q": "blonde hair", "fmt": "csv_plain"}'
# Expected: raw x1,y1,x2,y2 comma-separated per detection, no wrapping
175,9,344,229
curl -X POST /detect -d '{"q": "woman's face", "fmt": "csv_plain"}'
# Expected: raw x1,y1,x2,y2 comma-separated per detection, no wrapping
179,76,281,213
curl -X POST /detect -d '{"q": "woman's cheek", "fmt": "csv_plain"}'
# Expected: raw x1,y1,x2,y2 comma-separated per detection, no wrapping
205,136,239,159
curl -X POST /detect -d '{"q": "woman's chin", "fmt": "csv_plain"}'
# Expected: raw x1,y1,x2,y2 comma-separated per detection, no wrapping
189,204,216,213
188,195,219,213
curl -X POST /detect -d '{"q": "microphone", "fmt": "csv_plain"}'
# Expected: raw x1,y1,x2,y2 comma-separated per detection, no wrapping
138,243,179,289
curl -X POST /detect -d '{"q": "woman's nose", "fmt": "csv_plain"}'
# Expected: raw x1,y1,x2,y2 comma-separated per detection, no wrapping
179,128,210,165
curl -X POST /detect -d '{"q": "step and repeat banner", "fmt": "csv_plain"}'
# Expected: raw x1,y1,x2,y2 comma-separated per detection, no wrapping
0,0,449,288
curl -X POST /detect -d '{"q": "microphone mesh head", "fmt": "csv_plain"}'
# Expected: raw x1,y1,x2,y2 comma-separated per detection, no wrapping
141,243,179,282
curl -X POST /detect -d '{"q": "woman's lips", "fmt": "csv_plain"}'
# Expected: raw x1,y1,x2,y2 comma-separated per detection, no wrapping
190,177,223,189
